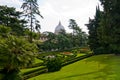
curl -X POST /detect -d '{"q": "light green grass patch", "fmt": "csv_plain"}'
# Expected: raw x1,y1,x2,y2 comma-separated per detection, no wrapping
20,66,45,75
28,54,120,80
34,58,43,64
76,53,86,57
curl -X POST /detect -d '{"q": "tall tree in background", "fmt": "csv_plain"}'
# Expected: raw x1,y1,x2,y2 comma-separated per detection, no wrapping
86,6,103,54
0,5,26,36
21,0,43,42
99,0,120,54
68,19,88,47
68,19,78,35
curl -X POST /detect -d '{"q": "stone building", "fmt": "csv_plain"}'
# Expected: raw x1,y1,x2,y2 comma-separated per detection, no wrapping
54,21,65,34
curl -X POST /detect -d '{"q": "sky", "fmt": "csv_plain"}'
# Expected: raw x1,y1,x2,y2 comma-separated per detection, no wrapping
0,0,102,33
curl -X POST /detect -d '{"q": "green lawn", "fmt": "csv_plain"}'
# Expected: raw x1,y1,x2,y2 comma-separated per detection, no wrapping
28,54,120,80
20,66,45,75
76,53,86,57
34,58,43,64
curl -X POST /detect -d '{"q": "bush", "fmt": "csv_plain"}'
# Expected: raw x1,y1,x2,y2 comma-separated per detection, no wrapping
1,69,22,80
45,56,62,72
93,47,111,54
0,35,38,80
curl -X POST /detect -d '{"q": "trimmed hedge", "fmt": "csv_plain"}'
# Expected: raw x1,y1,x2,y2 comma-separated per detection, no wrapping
45,57,62,72
27,62,44,68
21,66,46,76
21,53,93,79
62,53,93,66
22,68,47,80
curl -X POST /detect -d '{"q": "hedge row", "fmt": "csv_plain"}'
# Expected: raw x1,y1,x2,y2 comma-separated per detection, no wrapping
27,62,44,68
62,53,93,66
22,53,93,79
22,68,47,80
21,66,47,79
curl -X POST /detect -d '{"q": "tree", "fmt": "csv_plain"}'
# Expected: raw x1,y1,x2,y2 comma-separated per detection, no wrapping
99,0,120,54
86,6,103,54
0,5,26,36
21,0,43,42
68,19,88,48
0,26,38,80
68,19,78,35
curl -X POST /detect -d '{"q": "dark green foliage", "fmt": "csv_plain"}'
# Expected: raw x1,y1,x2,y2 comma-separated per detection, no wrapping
99,0,120,54
21,0,43,42
0,26,38,80
45,56,62,72
87,0,120,54
1,69,22,80
0,5,26,36
38,19,88,52
0,25,11,37
68,19,88,47
86,6,104,54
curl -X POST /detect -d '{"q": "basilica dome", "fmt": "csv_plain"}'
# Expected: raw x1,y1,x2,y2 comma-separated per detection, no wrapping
54,21,65,34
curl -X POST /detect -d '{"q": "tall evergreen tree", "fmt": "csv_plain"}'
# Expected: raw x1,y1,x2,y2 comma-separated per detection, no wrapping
21,0,43,42
99,0,120,54
86,6,103,54
0,5,26,36
68,19,88,47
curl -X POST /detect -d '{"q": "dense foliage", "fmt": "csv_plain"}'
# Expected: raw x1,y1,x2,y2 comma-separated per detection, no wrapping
86,6,104,54
21,0,43,42
0,25,38,80
0,6,26,36
38,19,88,52
45,56,62,72
99,0,120,54
86,0,120,54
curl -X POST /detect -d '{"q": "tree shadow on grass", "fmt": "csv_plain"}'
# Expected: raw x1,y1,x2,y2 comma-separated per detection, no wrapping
83,54,120,80
54,70,100,80
54,54,120,80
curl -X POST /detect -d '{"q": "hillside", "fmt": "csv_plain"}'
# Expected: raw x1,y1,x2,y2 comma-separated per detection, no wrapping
29,54,120,80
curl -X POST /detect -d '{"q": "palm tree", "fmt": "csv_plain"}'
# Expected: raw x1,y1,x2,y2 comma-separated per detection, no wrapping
0,34,38,80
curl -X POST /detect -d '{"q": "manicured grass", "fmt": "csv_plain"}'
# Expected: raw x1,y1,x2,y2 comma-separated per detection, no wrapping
28,54,120,80
76,53,86,57
34,58,43,64
20,66,45,75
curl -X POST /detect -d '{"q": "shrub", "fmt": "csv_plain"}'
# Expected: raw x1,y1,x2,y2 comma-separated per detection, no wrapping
1,69,22,80
0,35,38,80
94,47,110,54
45,56,62,72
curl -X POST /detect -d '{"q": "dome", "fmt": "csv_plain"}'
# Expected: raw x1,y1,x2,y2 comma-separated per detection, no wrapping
54,21,65,34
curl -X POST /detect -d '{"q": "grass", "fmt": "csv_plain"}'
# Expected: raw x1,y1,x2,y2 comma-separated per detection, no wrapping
28,54,120,80
33,58,43,64
20,66,45,75
76,53,86,57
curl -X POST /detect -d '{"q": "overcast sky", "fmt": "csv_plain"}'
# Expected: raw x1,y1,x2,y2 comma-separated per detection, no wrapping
0,0,102,33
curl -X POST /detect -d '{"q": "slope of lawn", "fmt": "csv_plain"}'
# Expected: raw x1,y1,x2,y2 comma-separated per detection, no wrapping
33,58,43,64
28,54,120,80
20,66,45,75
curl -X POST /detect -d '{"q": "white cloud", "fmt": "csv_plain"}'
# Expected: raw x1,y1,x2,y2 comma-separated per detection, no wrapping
0,0,22,11
0,0,102,33
39,0,102,33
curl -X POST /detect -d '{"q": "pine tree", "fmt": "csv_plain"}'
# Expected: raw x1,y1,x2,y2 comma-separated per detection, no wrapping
21,0,43,42
99,0,120,54
0,5,26,36
86,6,103,54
